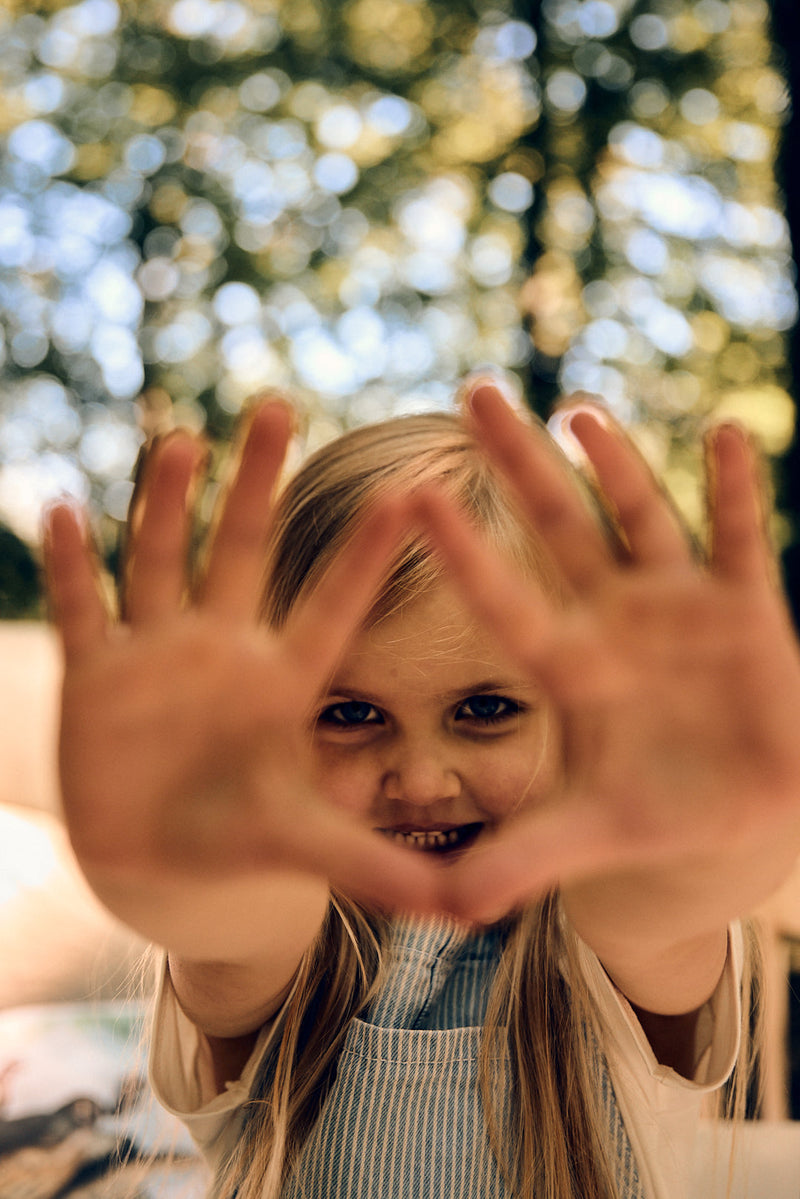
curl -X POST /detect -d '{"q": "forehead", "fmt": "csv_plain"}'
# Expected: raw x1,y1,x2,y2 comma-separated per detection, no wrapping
337,582,517,684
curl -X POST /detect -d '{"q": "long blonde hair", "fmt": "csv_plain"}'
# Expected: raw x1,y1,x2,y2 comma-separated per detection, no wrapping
213,410,762,1199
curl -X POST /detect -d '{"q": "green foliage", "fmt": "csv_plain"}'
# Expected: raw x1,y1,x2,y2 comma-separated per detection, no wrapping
0,0,796,617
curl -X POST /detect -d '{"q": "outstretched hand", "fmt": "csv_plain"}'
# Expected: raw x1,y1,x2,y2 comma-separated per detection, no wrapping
44,400,442,923
45,384,800,949
416,384,800,928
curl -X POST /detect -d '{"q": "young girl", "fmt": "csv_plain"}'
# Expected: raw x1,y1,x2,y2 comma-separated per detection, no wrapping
44,380,800,1199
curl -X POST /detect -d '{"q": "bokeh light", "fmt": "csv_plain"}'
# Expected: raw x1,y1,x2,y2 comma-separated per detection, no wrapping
0,0,795,567
524,0,795,529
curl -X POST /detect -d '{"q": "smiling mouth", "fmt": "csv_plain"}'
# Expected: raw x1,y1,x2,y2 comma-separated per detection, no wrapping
379,822,485,856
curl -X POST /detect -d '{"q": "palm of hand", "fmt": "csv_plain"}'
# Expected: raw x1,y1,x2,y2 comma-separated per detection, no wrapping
46,403,442,915
556,574,800,856
415,390,800,923
58,617,310,874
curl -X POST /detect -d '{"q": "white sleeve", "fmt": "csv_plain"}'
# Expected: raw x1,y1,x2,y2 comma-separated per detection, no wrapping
575,924,743,1199
147,952,280,1173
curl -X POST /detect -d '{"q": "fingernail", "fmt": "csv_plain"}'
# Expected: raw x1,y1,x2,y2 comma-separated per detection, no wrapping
547,409,590,462
703,419,754,463
42,493,86,528
458,372,522,418
713,420,749,444
249,391,297,429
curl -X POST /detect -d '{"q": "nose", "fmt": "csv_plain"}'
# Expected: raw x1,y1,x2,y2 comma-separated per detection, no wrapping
381,737,461,807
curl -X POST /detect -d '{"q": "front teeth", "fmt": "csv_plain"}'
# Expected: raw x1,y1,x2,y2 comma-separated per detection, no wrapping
389,829,463,850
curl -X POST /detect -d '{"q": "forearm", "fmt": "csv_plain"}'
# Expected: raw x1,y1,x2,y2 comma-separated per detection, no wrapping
163,880,329,1096
84,862,329,1020
562,869,729,1016
562,872,731,1077
83,858,326,949
169,951,298,1040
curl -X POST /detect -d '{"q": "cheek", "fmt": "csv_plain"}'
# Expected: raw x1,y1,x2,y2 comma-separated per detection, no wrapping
470,754,542,819
310,746,379,816
476,720,562,820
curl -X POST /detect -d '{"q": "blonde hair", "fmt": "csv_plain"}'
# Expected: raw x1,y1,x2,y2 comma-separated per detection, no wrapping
213,410,762,1199
262,410,560,629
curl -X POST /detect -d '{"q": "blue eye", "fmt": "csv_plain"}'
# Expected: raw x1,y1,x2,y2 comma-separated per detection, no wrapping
456,695,519,724
319,700,381,727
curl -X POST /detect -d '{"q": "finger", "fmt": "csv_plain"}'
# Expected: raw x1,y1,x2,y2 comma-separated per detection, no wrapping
707,423,775,586
281,497,410,683
281,807,445,914
441,802,647,923
159,778,445,913
124,434,200,626
411,485,556,677
185,788,446,913
414,486,642,707
467,382,612,592
43,503,109,664
200,399,294,622
567,408,693,569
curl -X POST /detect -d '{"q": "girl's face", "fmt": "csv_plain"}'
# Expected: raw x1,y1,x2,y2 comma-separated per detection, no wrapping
311,582,559,859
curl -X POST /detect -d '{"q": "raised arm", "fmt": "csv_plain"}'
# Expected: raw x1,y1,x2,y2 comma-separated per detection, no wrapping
415,382,800,1029
44,399,439,1050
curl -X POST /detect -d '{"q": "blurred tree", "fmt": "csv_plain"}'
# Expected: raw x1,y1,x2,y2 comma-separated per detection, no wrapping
520,0,795,540
767,0,800,620
0,0,539,559
0,0,796,616
0,525,41,619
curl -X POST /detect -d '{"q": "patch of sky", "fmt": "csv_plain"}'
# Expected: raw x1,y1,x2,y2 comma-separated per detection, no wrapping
559,353,631,416
23,72,66,114
580,318,629,360
603,168,723,239
0,454,89,543
624,227,668,275
366,95,413,137
316,104,362,151
124,133,167,175
79,414,141,476
239,71,284,113
475,19,537,60
629,13,669,51
90,323,144,396
50,296,93,351
85,257,142,325
469,233,515,287
7,120,75,176
697,254,798,329
153,310,213,363
0,201,33,267
213,281,262,325
231,161,282,222
63,0,120,37
290,326,359,397
545,69,587,114
630,297,693,357
489,172,534,213
336,306,387,366
720,202,789,251
313,153,358,195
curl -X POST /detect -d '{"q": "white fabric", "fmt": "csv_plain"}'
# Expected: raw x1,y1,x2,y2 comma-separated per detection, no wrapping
690,1120,800,1199
572,925,742,1199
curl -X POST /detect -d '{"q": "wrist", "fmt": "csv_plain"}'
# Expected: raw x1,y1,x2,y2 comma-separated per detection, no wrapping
168,950,298,1040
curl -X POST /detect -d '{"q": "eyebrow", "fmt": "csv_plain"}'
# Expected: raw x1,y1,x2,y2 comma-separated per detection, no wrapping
322,678,540,704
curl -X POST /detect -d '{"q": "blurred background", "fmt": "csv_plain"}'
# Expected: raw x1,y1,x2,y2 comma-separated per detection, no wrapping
0,0,798,600
2,1,800,1192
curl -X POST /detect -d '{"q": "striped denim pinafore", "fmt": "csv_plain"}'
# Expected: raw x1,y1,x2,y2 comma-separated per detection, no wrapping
279,914,646,1199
